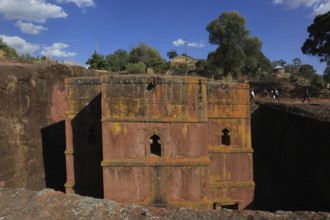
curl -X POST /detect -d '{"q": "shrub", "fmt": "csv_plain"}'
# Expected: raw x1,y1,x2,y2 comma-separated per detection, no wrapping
125,62,146,74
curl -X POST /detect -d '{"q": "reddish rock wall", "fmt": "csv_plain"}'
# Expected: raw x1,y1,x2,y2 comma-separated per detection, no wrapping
0,60,94,190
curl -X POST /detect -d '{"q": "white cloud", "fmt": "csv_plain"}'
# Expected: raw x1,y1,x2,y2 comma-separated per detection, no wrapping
272,0,330,16
41,43,76,58
173,38,186,47
187,41,205,48
173,38,205,48
15,20,48,34
0,0,67,23
0,35,40,55
312,1,330,15
56,0,95,8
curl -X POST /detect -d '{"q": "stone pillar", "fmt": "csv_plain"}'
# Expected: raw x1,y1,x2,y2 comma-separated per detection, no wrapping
64,114,75,193
64,77,101,196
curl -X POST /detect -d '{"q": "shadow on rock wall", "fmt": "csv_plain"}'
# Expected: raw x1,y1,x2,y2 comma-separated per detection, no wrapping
41,94,103,198
41,121,66,192
71,94,103,198
252,105,330,211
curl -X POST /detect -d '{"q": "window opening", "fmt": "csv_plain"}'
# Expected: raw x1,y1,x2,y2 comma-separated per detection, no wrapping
221,128,230,146
150,134,161,157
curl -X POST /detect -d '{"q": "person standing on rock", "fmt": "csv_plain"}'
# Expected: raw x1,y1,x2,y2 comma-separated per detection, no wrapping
274,88,280,101
302,87,310,103
250,89,255,101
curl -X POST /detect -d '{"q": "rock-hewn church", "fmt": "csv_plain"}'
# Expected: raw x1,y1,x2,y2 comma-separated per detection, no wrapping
64,74,254,209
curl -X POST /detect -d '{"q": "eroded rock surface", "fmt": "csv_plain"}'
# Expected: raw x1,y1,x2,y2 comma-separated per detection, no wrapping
0,60,95,190
1,188,330,220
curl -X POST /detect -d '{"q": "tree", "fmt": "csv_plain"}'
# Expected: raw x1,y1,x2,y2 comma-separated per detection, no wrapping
125,62,146,74
241,37,261,75
195,59,221,78
301,11,330,63
272,59,286,67
0,38,18,58
106,49,128,72
167,50,177,59
324,65,330,83
86,51,108,70
241,37,271,76
20,53,37,62
171,63,188,76
285,64,300,75
299,64,316,80
256,53,272,74
293,58,302,68
279,59,287,67
206,11,249,76
128,43,164,71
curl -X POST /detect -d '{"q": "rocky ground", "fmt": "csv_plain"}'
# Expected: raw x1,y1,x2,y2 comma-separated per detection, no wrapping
252,98,330,122
1,188,330,220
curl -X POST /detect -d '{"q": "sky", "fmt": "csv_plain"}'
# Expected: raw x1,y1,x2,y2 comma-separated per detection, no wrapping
0,0,329,74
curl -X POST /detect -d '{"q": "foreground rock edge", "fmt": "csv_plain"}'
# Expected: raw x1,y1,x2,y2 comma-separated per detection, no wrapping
1,188,330,220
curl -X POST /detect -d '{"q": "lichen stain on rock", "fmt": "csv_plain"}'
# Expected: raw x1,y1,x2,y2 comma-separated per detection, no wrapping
9,119,29,188
5,75,17,94
182,123,188,138
109,122,127,138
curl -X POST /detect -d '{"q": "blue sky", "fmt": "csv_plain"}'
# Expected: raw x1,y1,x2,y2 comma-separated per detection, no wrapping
0,0,329,74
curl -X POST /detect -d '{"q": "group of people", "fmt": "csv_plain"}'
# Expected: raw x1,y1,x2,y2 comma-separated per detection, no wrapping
250,88,279,102
250,87,311,103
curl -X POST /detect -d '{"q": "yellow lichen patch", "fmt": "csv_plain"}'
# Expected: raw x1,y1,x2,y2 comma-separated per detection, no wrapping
124,125,128,136
210,175,221,183
182,123,188,138
109,122,127,137
222,155,227,179
5,75,17,94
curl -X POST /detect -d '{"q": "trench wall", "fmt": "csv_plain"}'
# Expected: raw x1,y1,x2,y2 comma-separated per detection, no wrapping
0,62,94,191
252,105,330,211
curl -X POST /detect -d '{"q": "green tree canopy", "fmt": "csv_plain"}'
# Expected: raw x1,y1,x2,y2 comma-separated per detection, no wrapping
206,11,249,76
285,64,300,75
242,37,271,76
0,38,18,58
167,50,177,59
299,64,316,80
86,51,108,70
125,62,146,74
128,43,164,70
301,11,330,64
256,52,272,74
293,58,302,68
206,11,269,77
323,65,330,83
106,49,128,72
195,59,221,78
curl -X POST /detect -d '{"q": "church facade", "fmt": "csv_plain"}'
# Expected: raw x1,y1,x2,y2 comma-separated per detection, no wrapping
64,75,254,209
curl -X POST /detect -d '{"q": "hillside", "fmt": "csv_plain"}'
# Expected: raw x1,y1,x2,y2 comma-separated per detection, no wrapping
249,73,330,100
170,55,198,70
